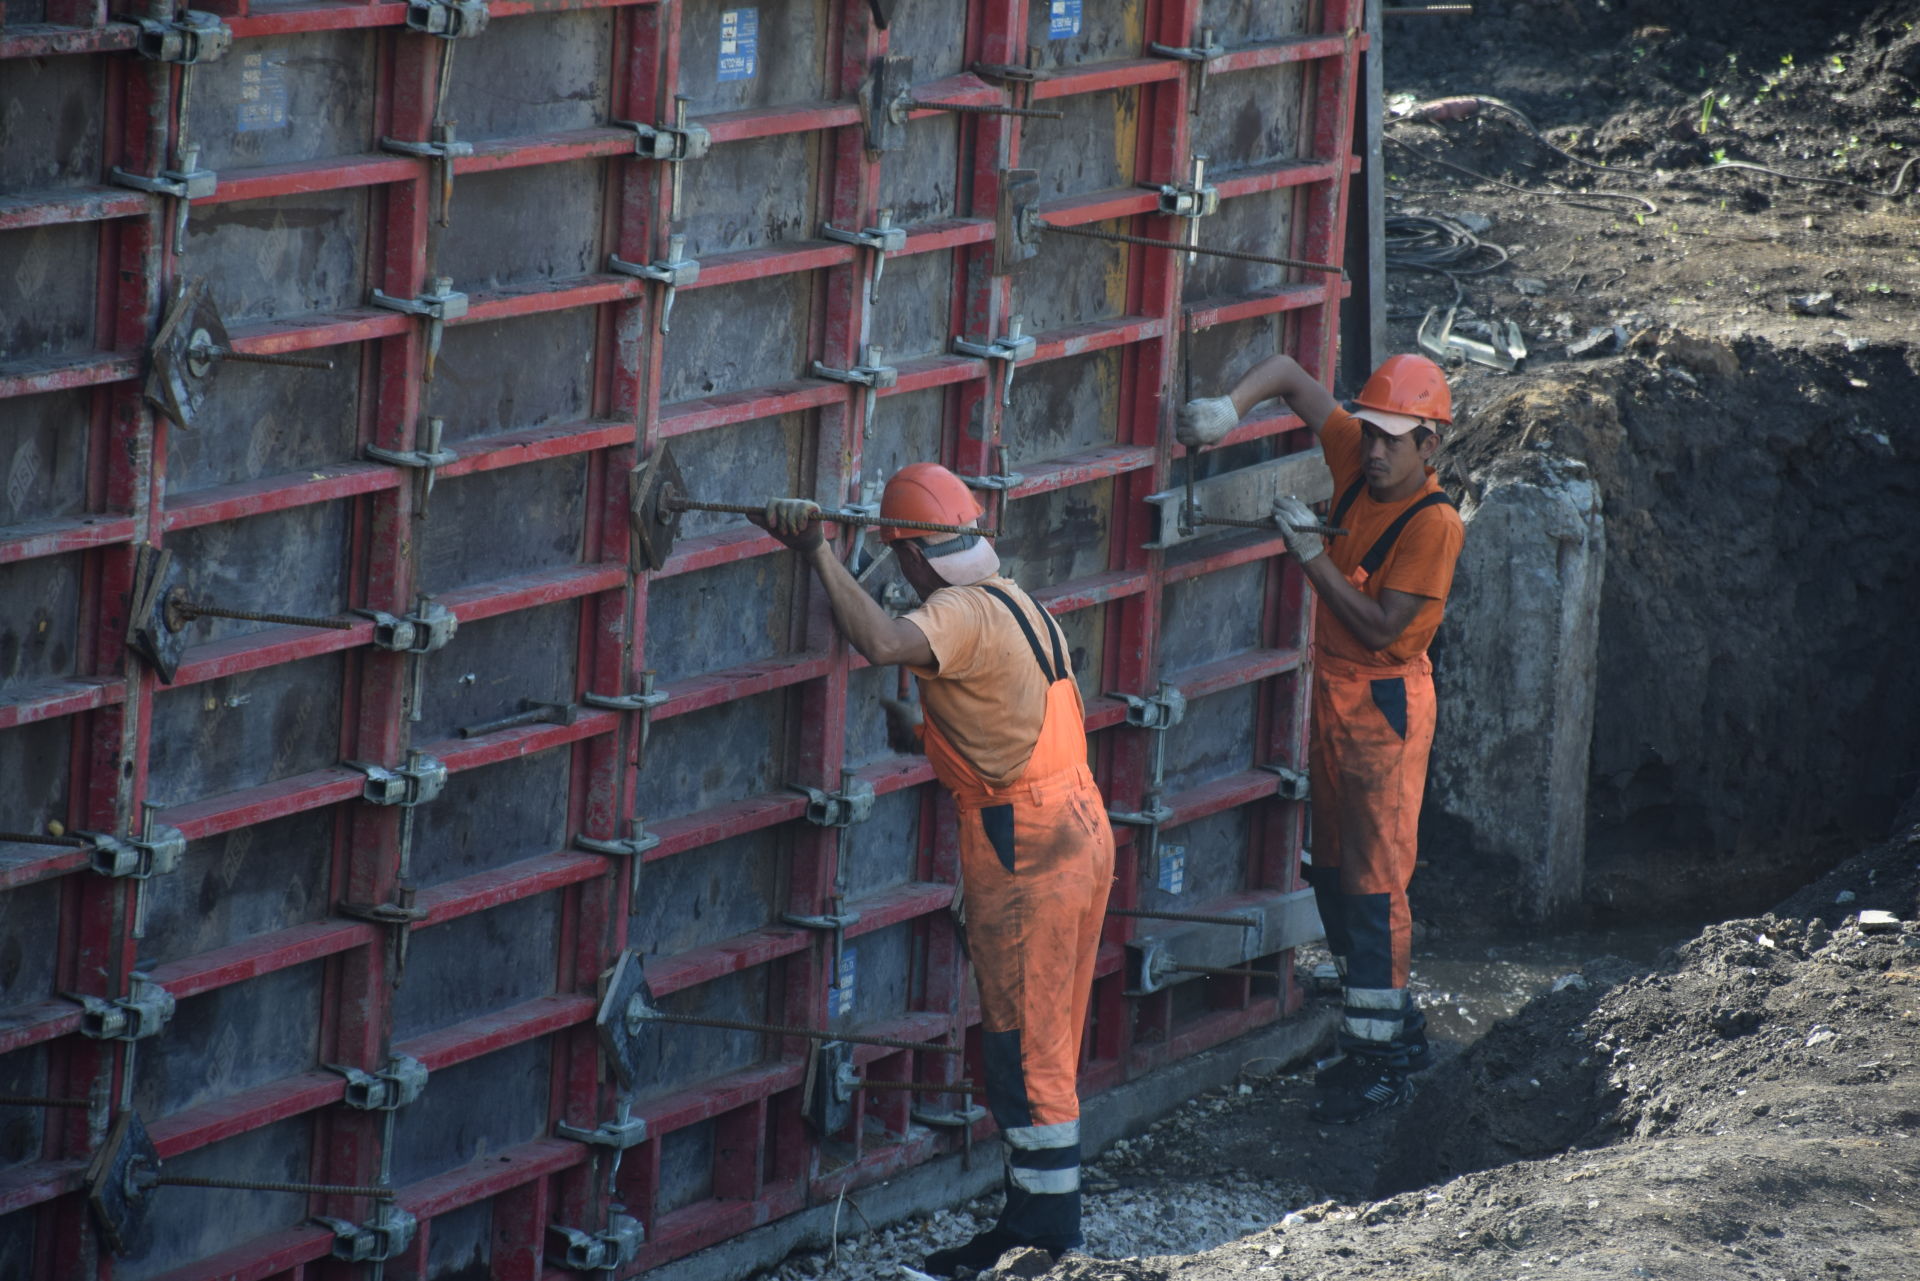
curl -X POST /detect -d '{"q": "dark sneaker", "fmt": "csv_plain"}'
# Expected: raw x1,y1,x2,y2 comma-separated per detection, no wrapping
1312,1054,1410,1124
1401,1035,1434,1074
923,1228,1060,1278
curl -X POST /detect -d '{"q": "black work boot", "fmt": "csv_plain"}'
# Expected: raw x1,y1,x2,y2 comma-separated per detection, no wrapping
923,1227,1054,1277
1311,1050,1411,1124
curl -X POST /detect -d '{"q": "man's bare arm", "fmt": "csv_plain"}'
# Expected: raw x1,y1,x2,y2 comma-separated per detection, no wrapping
804,542,937,668
1300,557,1427,652
1225,353,1340,437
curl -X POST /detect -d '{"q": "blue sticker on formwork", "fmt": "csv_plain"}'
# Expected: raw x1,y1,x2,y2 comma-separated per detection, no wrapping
236,50,289,132
718,8,759,82
1158,845,1186,894
1048,0,1082,39
833,946,856,1017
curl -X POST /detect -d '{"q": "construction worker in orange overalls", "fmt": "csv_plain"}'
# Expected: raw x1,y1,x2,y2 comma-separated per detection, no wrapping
752,463,1114,1273
1179,352,1464,1123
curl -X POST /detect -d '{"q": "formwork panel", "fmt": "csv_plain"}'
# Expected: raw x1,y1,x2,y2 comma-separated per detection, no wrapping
410,751,572,886
436,310,599,444
442,9,617,139
189,31,377,170
633,830,784,955
165,349,364,494
115,1117,314,1281
416,602,580,744
0,553,82,689
0,391,91,527
0,56,104,190
133,963,323,1119
147,654,346,803
185,190,369,324
142,809,336,966
389,1038,553,1186
393,894,561,1040
0,223,97,361
0,0,1358,1269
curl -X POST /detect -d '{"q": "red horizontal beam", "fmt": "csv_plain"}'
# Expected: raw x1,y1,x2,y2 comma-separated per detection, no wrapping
414,851,607,928
888,353,984,397
162,768,365,842
1184,283,1328,332
400,1136,583,1221
690,241,854,290
456,128,635,175
0,350,138,399
1031,569,1149,614
652,654,833,722
0,1159,85,1219
440,563,627,625
1033,57,1181,100
1029,314,1166,365
855,754,936,798
435,418,635,481
1007,445,1153,499
170,618,376,690
162,461,397,534
658,380,842,439
1035,186,1160,228
149,1070,344,1159
1162,529,1290,585
143,1226,331,1281
639,1187,809,1269
647,927,810,997
0,22,137,59
204,154,414,206
700,100,860,145
1174,408,1308,457
1214,157,1344,201
1163,769,1285,830
0,676,126,731
0,998,82,1057
1212,34,1352,74
647,791,807,860
653,525,791,578
463,274,640,325
0,512,137,565
396,993,597,1073
150,918,373,1002
224,308,409,355
424,709,618,771
0,847,91,894
896,217,994,258
1171,647,1304,703
0,185,145,231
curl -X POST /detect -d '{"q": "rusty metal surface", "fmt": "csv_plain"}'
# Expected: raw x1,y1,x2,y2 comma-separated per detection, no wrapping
0,55,103,191
115,1118,314,1281
444,10,614,139
441,161,606,289
1020,88,1138,200
392,894,561,1041
874,116,961,228
646,691,791,821
389,1039,553,1185
658,1119,716,1212
682,135,818,257
869,252,954,363
0,553,81,691
424,1199,493,1279
133,964,322,1118
662,274,813,403
189,30,376,171
147,656,346,804
419,455,589,594
831,921,911,1028
641,969,768,1104
1193,63,1308,173
0,1047,51,1173
632,830,783,955
0,879,59,1010
886,0,972,79
1141,806,1251,908
411,752,572,887
1015,218,1128,333
841,789,921,899
1161,684,1258,796
1027,0,1145,68
160,500,353,639
436,312,598,444
1184,191,1297,299
1003,348,1120,466
0,720,69,850
996,479,1113,586
645,556,797,683
0,224,98,362
142,811,335,967
418,603,580,743
166,351,362,494
1202,0,1315,43
1188,311,1285,401
186,191,370,326
0,391,90,527
1159,560,1266,670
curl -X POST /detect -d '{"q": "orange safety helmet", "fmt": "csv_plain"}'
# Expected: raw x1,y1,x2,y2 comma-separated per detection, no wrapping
1351,353,1453,428
878,463,983,542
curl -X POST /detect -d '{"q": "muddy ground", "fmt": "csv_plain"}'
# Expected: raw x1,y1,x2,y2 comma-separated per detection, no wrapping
755,4,1919,1279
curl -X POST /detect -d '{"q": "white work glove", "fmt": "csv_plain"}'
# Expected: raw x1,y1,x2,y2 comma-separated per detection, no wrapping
1270,495,1325,564
758,497,824,552
1175,395,1240,449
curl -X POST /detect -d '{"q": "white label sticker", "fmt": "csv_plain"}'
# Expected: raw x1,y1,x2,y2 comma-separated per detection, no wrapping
833,945,857,1016
1157,845,1186,894
718,8,759,82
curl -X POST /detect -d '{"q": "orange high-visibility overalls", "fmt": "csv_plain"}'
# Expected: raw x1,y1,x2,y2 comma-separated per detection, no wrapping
1308,479,1456,1063
919,584,1114,1251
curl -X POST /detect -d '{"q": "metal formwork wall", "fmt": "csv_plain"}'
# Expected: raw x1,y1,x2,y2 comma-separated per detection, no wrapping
0,0,1359,1275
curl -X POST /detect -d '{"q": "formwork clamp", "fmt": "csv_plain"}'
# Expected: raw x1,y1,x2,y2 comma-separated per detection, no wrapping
128,11,231,63
1156,169,1220,222
358,596,459,657
404,0,488,38
790,775,876,829
1148,28,1226,65
1111,684,1187,731
329,1055,428,1112
619,116,713,165
69,977,175,1043
371,278,467,380
1261,762,1310,801
111,148,217,204
961,469,1025,492
609,235,700,332
348,755,448,808
952,315,1037,407
823,211,907,303
811,351,898,393
556,1114,648,1150
316,1206,418,1263
548,1214,644,1272
379,129,475,166
1107,797,1175,830
82,824,186,883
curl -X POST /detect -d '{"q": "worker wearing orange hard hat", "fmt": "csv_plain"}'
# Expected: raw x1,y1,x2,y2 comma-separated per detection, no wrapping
752,463,1113,1274
1179,351,1464,1124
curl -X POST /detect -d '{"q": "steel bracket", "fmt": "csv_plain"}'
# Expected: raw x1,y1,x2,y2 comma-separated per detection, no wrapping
1124,938,1178,995
357,597,458,656
952,315,1036,406
127,11,231,63
329,1055,428,1111
547,1214,644,1272
1261,763,1310,801
970,60,1049,83
805,1040,856,1134
556,1115,648,1150
82,824,185,882
811,352,897,391
783,909,862,933
911,1103,987,1129
1148,32,1226,64
789,775,876,829
1156,177,1220,222
111,156,217,203
348,755,448,808
404,0,487,37
821,214,907,258
379,132,475,164
608,234,699,332
316,1207,419,1263
1108,800,1176,829
582,689,669,714
69,976,175,1042
618,117,712,164
1111,685,1187,731
597,951,657,1093
371,279,468,324
961,470,1025,492
576,819,661,861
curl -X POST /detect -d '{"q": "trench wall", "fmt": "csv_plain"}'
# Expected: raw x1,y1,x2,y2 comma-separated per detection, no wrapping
0,1,1362,1277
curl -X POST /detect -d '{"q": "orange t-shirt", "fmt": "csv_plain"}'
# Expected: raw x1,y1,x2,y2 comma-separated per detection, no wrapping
903,576,1063,788
1315,407,1464,666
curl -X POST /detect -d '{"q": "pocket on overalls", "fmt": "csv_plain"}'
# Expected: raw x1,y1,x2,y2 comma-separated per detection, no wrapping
1369,677,1409,740
980,803,1017,873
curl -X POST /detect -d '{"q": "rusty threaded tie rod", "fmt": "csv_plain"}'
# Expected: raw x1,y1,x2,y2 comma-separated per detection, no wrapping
1169,963,1282,982
661,489,997,541
1108,906,1259,929
638,1009,961,1055
0,831,89,847
1190,511,1347,538
912,99,1064,121
190,341,337,371
133,1170,395,1198
0,1095,91,1108
168,596,355,631
1033,217,1345,276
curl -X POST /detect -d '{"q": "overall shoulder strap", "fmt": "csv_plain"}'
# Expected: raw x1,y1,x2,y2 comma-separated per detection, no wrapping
1330,476,1367,527
1359,490,1456,577
979,584,1062,683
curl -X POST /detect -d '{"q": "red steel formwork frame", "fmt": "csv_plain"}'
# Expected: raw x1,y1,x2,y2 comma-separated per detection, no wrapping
0,0,1362,1276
